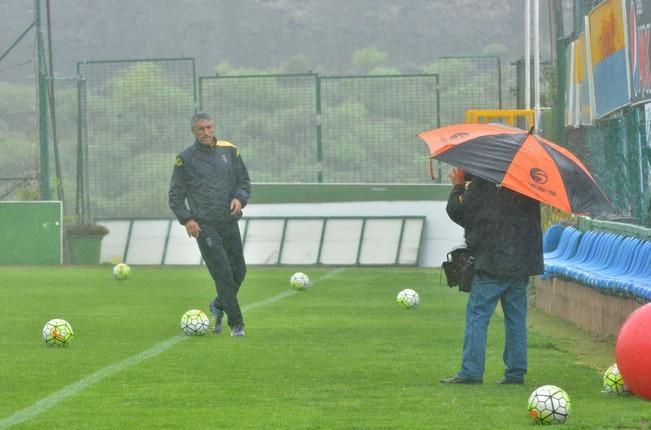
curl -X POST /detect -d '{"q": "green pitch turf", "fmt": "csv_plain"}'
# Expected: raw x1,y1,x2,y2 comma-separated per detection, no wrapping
0,266,648,429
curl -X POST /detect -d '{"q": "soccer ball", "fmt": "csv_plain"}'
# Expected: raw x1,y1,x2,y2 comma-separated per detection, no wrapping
603,364,631,395
42,319,74,347
528,385,571,425
180,309,210,336
396,288,420,309
112,263,131,280
290,272,310,290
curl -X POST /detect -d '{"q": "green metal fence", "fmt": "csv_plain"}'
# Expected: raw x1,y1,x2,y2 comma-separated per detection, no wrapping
318,74,440,183
200,73,318,183
563,107,651,225
2,55,510,220
77,58,197,219
49,79,80,216
0,21,39,202
200,73,441,184
552,1,651,226
0,91,38,200
426,56,504,124
77,57,509,219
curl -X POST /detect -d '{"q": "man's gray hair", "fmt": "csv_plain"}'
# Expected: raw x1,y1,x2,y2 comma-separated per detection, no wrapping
191,111,213,128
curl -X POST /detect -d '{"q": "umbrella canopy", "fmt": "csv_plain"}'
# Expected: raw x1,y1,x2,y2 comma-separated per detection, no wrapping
417,123,614,215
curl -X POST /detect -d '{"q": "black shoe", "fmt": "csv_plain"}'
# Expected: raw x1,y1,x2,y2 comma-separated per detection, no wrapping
208,301,223,334
440,375,482,384
497,377,524,385
230,324,245,337
213,321,222,334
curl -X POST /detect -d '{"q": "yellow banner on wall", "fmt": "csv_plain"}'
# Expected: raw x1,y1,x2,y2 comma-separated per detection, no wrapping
589,0,626,65
587,0,630,117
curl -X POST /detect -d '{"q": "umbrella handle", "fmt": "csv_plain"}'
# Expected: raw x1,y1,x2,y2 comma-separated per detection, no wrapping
429,158,436,181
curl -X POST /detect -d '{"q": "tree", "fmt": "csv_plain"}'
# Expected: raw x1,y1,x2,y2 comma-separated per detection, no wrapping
352,48,387,74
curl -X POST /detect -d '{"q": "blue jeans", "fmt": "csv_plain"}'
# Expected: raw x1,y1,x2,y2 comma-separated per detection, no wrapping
458,273,528,381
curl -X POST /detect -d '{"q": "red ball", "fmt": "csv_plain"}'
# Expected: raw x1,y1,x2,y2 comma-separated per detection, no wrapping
615,303,651,400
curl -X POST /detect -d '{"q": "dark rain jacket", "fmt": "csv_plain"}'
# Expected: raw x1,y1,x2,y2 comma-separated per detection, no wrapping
446,176,544,279
169,139,251,225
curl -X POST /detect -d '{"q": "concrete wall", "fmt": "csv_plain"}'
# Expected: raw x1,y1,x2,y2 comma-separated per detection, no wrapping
534,277,642,339
244,200,464,267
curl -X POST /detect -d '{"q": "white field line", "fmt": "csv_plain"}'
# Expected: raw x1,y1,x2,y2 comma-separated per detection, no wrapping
0,268,344,429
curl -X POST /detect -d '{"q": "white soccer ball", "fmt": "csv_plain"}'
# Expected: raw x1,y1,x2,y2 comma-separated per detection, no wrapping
528,385,571,425
112,263,131,280
42,319,74,347
180,309,210,336
290,272,311,290
602,364,631,395
396,288,420,309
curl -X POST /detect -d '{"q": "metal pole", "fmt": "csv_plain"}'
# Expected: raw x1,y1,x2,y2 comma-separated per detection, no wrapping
547,0,559,66
436,74,442,182
315,75,323,183
497,57,503,109
635,109,645,212
525,0,531,110
534,0,542,133
35,0,50,200
46,0,64,202
76,75,84,221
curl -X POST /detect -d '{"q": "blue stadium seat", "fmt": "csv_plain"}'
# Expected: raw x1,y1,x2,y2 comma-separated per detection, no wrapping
607,240,651,290
612,241,651,297
586,237,644,289
542,223,566,253
541,225,651,302
570,233,624,285
543,226,579,261
555,231,609,279
542,227,582,277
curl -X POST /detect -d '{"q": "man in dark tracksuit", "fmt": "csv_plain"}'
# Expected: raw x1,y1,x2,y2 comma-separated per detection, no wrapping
169,112,251,337
440,167,543,384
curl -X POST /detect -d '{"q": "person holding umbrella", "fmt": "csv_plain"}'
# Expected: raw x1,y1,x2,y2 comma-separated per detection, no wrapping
439,167,544,385
418,122,613,383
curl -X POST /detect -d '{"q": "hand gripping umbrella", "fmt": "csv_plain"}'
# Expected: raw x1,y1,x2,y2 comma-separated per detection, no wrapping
418,123,614,215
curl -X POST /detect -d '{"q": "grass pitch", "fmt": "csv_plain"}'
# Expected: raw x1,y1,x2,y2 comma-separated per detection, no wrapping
0,266,648,429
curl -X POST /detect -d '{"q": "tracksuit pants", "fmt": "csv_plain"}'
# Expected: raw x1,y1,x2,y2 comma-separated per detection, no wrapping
195,220,246,328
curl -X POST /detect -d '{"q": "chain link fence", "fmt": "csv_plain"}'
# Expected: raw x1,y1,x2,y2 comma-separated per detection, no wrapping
3,55,512,219
0,24,39,201
426,56,504,125
201,74,442,184
200,74,318,183
77,58,196,219
319,74,440,183
564,108,651,225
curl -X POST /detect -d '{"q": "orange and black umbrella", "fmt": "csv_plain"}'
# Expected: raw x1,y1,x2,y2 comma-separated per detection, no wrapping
417,123,614,215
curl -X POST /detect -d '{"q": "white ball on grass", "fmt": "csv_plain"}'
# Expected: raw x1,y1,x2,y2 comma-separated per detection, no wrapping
290,272,311,290
180,309,210,336
396,289,420,309
42,318,74,347
112,263,131,280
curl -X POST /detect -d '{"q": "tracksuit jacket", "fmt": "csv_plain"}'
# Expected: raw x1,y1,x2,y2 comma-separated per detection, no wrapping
169,139,251,225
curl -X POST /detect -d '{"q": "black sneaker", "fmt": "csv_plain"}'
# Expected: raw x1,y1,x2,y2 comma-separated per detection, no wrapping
497,377,524,385
440,375,483,384
230,324,245,337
